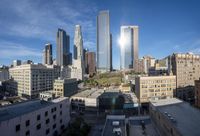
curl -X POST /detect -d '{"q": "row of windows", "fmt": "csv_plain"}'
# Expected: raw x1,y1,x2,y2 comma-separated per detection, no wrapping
16,122,65,136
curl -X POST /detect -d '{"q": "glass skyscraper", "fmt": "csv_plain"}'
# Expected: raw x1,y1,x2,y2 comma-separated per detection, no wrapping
120,26,139,70
56,28,71,66
97,10,112,72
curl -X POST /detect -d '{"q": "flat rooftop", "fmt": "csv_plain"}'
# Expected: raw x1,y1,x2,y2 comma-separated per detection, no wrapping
71,89,104,99
129,116,159,136
0,97,67,122
151,98,200,136
102,115,126,136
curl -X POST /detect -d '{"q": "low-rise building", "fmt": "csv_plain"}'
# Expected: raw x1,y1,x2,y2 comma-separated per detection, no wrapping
53,78,78,97
0,97,70,136
135,76,176,104
149,98,200,136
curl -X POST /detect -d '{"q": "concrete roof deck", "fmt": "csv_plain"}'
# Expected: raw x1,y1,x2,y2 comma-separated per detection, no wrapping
0,97,67,122
102,115,126,136
129,116,159,136
151,98,200,136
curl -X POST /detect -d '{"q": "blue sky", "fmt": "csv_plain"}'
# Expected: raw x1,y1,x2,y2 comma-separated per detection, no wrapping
0,0,200,69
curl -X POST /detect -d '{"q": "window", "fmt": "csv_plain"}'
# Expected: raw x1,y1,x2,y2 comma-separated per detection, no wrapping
53,114,56,120
60,119,62,123
60,111,62,115
36,124,41,130
60,125,65,130
46,118,50,124
46,128,50,135
26,120,30,127
53,123,56,129
54,107,57,111
60,104,62,108
37,115,41,121
16,124,20,132
26,130,30,136
45,111,48,117
51,108,54,113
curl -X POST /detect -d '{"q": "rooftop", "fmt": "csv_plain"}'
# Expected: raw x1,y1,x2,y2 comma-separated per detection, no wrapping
71,89,104,99
102,115,126,136
151,98,200,136
0,97,67,122
129,116,159,136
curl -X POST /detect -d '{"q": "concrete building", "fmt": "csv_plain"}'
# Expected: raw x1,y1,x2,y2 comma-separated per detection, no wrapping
56,28,71,66
143,56,155,74
135,76,176,104
60,65,83,81
148,63,168,76
149,98,200,136
120,26,139,70
13,60,21,67
195,78,200,107
97,10,112,73
0,68,9,81
168,53,200,102
102,115,126,136
73,25,84,80
85,52,96,75
39,91,55,101
43,43,53,65
0,97,70,136
135,58,145,73
53,78,78,97
23,60,33,65
9,64,59,98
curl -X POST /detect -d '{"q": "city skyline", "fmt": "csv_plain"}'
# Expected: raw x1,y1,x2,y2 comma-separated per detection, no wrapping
0,0,200,69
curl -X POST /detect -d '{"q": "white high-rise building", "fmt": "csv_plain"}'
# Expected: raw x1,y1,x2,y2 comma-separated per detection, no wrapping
73,25,84,80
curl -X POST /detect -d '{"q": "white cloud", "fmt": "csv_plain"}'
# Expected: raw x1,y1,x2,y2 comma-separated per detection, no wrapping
0,0,97,41
0,41,41,58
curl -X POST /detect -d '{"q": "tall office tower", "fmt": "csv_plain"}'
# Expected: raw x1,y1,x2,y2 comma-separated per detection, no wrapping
85,52,96,75
120,26,139,70
73,25,84,80
56,28,71,66
168,53,200,102
43,43,53,65
97,10,112,73
13,60,21,67
110,34,113,71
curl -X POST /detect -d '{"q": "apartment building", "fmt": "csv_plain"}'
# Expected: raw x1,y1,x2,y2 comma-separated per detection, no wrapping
135,76,176,104
9,64,59,98
0,97,70,136
168,53,200,101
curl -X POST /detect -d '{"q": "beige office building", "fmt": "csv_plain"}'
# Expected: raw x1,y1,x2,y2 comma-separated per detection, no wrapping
135,76,176,103
9,64,59,98
168,53,200,100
